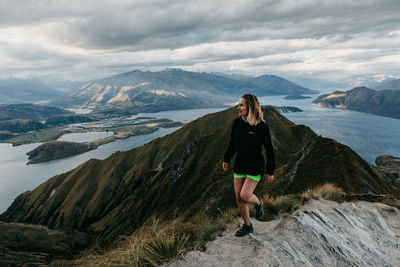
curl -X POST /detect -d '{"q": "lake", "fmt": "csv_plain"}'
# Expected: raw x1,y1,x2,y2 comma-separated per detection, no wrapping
259,95,400,164
0,98,399,213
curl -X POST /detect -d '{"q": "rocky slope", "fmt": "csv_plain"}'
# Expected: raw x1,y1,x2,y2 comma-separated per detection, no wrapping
169,199,400,267
0,106,398,264
313,87,400,119
50,69,318,112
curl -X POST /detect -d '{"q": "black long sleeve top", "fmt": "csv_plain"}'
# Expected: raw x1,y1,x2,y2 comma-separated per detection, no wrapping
224,117,275,176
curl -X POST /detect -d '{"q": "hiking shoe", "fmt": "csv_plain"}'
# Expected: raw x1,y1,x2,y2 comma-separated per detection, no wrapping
235,223,253,237
255,199,264,221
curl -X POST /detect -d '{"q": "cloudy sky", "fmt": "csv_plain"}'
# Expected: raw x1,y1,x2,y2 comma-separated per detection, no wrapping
1,0,399,90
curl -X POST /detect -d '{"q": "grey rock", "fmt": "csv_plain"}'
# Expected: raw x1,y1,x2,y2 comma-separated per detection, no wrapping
169,199,400,267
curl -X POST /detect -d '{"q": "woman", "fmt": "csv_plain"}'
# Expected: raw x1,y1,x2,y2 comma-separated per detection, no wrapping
222,94,275,237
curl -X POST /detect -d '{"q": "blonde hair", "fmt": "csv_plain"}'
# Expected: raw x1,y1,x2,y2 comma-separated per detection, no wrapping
241,94,264,126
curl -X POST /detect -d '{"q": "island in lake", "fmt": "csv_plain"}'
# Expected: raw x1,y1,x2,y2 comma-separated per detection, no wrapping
284,95,312,100
0,103,183,163
272,106,303,113
26,118,182,164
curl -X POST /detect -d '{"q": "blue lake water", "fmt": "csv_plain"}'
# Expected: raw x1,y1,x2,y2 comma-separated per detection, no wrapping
259,95,400,164
1,98,400,213
0,127,180,213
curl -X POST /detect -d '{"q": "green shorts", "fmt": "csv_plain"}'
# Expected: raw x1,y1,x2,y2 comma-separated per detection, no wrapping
234,173,262,182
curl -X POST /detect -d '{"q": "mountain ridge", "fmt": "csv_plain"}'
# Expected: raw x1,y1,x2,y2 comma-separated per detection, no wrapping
0,77,64,104
313,86,400,119
50,69,318,113
374,78,400,91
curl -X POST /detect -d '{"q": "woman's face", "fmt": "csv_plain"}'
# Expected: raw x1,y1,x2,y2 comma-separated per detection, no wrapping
238,98,248,117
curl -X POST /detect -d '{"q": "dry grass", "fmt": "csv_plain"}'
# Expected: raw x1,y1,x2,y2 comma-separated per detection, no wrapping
69,208,239,267
260,195,299,221
55,185,349,266
72,218,189,267
177,208,240,251
300,183,345,201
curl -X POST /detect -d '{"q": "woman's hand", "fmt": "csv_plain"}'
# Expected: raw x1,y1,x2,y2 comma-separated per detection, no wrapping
222,162,228,172
264,174,274,183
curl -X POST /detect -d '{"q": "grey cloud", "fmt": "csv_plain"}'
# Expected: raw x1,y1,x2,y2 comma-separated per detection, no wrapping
1,0,399,83
69,0,400,51
2,0,399,51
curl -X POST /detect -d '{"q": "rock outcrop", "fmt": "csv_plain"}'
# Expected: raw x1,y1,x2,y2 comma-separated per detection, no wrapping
169,199,400,267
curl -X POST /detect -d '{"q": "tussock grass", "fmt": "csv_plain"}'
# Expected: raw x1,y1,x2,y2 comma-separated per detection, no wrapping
73,218,189,267
177,208,240,250
261,195,297,220
300,183,345,201
143,230,190,266
71,208,239,266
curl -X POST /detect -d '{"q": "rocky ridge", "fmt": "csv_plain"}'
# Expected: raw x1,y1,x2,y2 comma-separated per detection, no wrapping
169,199,400,267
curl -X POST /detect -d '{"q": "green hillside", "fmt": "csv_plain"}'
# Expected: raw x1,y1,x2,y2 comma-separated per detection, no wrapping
1,106,399,264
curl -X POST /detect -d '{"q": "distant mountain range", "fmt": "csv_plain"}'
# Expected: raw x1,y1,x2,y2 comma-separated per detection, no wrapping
374,78,400,91
313,87,400,119
0,78,64,104
1,106,398,265
50,69,318,113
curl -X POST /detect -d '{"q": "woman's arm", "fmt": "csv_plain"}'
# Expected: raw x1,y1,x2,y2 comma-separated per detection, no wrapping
223,119,237,170
264,123,275,176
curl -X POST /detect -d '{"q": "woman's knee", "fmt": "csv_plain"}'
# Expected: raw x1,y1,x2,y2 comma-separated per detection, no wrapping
240,191,251,202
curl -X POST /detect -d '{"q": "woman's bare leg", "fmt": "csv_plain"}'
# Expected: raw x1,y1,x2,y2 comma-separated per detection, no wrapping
234,178,249,225
239,178,261,226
